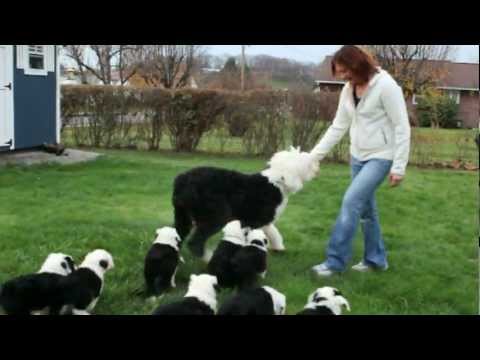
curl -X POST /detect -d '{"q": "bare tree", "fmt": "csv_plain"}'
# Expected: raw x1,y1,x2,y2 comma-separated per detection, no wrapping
63,45,141,85
134,45,204,89
363,45,457,96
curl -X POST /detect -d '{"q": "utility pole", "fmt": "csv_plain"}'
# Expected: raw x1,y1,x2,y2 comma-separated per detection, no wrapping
241,45,246,92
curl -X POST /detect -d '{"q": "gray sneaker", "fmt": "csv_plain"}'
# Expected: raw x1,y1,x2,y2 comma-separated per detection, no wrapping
352,261,389,272
311,263,336,277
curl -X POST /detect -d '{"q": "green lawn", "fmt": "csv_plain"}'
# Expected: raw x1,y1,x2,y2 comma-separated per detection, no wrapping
0,149,478,315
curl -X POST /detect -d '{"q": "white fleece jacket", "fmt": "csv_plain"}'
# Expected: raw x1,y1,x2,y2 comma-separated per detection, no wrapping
311,69,411,176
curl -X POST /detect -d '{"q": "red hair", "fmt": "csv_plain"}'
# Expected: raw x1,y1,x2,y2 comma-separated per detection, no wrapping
331,46,379,84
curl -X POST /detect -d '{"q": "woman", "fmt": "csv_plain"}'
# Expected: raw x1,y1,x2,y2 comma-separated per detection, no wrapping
310,45,411,277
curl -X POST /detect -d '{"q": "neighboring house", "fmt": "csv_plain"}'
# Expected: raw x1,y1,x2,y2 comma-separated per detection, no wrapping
0,45,60,151
60,67,127,86
314,56,479,128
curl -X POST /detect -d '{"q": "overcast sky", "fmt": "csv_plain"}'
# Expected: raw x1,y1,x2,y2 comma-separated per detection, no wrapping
205,45,479,64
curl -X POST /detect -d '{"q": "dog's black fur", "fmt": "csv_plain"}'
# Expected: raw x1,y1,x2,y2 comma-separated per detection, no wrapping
144,243,180,297
173,167,283,257
58,267,103,314
0,273,67,315
0,264,106,315
152,297,214,315
218,287,275,315
230,239,267,290
297,306,335,315
207,241,243,289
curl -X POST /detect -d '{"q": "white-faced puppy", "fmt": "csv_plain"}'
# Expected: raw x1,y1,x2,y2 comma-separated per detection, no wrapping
38,253,76,276
144,227,183,297
173,146,319,259
207,220,247,289
0,253,76,315
231,229,268,290
218,286,286,315
297,287,351,315
152,274,218,315
59,249,114,315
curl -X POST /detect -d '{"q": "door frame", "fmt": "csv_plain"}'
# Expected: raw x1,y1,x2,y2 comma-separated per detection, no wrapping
0,45,14,150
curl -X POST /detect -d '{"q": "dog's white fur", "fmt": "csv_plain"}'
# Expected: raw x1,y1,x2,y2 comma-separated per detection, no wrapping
202,221,249,264
154,227,182,252
222,220,248,246
260,147,319,250
246,229,268,252
263,286,287,315
79,249,114,281
184,274,218,313
37,253,76,276
262,147,319,195
304,287,351,315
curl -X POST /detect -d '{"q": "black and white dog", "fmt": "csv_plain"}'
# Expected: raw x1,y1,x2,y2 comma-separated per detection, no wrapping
152,274,218,315
58,249,114,315
0,253,76,315
144,227,183,298
218,286,286,315
172,147,319,258
231,229,268,290
297,287,351,315
207,220,247,289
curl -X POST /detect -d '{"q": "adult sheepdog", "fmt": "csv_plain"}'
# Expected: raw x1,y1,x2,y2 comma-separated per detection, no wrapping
172,147,319,259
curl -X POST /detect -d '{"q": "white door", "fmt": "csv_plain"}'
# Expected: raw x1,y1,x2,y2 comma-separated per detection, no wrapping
0,45,14,149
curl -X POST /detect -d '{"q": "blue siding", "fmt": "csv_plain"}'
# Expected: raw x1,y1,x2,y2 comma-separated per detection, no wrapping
13,46,57,150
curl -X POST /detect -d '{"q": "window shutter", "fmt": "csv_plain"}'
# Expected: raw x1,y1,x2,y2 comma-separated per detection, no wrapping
16,45,25,69
46,45,55,72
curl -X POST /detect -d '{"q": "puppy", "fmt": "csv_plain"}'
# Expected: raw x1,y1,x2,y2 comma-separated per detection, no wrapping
297,287,351,315
59,249,114,315
218,286,286,315
152,274,218,315
144,227,183,298
38,253,76,275
0,253,75,315
231,229,268,290
172,147,319,258
207,220,247,289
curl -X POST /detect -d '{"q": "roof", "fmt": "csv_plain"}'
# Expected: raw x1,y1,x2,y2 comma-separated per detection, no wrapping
315,56,479,91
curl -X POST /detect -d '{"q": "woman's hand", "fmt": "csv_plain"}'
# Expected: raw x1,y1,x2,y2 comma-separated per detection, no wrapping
389,173,404,187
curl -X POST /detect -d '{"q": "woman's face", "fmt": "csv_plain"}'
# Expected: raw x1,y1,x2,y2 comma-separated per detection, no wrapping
334,62,353,82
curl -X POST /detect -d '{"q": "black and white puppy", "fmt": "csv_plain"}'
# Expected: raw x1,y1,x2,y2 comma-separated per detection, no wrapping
207,220,247,289
59,249,114,315
38,253,76,276
152,274,218,315
172,147,319,258
297,287,351,315
231,229,268,290
0,253,76,315
218,286,286,315
144,227,183,298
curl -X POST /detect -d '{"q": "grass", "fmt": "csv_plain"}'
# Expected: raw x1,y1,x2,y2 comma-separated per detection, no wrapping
0,149,478,315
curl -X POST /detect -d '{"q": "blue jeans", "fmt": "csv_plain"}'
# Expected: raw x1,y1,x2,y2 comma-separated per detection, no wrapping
324,156,393,272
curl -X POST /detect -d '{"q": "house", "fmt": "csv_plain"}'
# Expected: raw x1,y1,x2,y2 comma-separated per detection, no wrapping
314,56,479,128
0,45,60,151
60,66,127,86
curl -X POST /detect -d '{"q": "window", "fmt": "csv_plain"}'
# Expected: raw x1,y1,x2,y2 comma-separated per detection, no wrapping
446,90,461,105
24,45,48,76
28,45,45,69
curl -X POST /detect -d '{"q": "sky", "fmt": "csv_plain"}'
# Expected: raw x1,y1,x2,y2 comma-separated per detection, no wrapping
60,45,479,68
205,45,479,64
